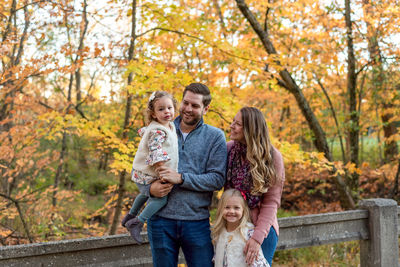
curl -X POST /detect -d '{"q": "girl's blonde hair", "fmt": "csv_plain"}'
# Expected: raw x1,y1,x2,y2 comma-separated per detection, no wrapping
146,91,177,124
240,107,282,194
211,189,251,243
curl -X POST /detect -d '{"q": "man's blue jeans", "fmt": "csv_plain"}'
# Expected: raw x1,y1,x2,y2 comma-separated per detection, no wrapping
147,216,214,267
261,226,278,266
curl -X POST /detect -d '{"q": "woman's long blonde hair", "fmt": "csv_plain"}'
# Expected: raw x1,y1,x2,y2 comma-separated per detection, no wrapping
211,189,251,243
240,107,282,194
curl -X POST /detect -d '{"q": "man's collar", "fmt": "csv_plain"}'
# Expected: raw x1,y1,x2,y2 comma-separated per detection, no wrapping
174,116,204,133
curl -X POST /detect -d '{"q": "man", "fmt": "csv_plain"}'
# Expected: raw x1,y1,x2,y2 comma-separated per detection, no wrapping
146,83,227,267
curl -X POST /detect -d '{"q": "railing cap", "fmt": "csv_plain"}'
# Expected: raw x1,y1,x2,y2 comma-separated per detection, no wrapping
358,198,398,208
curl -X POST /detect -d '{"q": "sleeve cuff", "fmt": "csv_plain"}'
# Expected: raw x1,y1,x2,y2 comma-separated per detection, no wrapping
146,150,171,165
252,227,270,245
180,173,185,185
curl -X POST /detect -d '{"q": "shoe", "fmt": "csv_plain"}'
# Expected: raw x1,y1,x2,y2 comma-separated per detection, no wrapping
121,213,135,227
126,217,144,244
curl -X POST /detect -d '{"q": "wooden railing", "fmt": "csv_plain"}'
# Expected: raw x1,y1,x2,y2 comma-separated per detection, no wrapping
1,198,399,267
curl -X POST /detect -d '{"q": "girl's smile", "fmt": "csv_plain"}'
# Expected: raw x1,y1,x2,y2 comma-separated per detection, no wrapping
223,196,244,231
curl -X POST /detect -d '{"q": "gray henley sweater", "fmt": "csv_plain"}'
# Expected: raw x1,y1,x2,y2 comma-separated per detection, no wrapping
142,116,227,220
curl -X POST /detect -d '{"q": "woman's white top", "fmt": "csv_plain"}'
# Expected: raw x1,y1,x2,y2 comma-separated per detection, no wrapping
214,222,270,267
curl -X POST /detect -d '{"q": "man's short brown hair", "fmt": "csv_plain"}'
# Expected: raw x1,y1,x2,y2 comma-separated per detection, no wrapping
183,83,212,107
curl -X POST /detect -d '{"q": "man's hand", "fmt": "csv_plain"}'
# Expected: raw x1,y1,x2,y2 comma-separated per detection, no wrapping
244,237,261,265
156,166,183,185
149,179,173,198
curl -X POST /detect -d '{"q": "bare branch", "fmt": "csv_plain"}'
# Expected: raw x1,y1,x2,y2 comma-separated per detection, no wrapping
14,5,31,66
208,109,230,123
136,27,263,64
314,73,346,163
0,193,34,243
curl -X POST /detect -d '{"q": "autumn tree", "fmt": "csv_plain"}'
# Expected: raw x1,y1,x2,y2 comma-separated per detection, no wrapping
362,0,399,164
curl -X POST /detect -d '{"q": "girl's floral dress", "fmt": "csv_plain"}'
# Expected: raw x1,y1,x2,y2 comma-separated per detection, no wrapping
131,127,170,185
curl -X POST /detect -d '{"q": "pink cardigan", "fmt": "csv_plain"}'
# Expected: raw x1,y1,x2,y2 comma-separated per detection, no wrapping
227,141,285,244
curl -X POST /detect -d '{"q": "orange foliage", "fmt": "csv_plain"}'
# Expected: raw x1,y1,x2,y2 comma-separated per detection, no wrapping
1,0,399,244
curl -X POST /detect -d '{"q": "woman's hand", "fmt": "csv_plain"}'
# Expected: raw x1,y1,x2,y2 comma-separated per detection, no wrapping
244,238,261,265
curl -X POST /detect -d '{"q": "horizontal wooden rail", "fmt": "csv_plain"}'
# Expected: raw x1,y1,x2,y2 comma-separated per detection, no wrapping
277,209,369,250
1,198,399,267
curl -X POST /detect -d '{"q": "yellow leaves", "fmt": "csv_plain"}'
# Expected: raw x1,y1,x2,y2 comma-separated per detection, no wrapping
125,58,188,100
278,141,328,172
104,184,118,195
332,161,362,176
361,162,369,168
216,189,223,200
127,8,132,17
310,151,328,162
345,162,362,175
279,141,303,163
94,47,103,57
333,161,345,176
277,140,360,176
0,229,14,239
385,134,400,143
0,208,18,220
111,151,134,173
2,55,10,64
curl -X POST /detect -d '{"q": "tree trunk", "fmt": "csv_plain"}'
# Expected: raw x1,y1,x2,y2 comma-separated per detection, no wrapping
345,0,359,193
109,0,137,235
75,0,89,169
234,0,355,209
0,0,30,132
381,103,399,162
53,129,67,207
53,64,73,205
75,0,88,103
362,0,398,163
392,159,400,198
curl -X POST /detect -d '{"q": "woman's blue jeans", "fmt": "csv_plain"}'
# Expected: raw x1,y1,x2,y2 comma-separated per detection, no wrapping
147,215,214,267
261,226,278,266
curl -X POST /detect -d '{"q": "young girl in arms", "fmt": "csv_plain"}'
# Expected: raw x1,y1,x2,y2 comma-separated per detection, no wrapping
121,91,178,244
212,189,269,267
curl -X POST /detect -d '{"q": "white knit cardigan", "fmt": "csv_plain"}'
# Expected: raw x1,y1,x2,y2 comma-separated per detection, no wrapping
132,121,178,178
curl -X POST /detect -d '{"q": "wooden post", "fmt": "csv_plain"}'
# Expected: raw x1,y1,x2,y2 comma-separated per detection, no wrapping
359,198,399,267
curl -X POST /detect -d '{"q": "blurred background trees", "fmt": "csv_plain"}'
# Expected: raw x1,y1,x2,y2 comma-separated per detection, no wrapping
1,0,399,251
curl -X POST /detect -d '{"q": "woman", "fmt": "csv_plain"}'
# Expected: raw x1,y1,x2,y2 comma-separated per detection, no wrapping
225,107,285,266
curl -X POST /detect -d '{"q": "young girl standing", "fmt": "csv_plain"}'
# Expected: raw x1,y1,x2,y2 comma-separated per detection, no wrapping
121,91,178,244
212,189,269,267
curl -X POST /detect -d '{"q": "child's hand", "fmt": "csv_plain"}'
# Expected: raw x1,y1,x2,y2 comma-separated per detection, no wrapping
154,161,165,174
244,238,261,265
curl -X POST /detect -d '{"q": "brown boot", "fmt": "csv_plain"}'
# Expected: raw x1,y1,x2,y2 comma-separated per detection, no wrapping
126,217,144,244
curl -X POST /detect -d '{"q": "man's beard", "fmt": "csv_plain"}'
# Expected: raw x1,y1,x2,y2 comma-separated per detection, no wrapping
180,111,202,126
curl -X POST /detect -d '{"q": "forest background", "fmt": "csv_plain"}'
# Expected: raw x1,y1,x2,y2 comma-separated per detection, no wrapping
1,0,399,265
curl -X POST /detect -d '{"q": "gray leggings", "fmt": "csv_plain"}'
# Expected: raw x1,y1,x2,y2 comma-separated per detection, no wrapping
129,183,167,223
